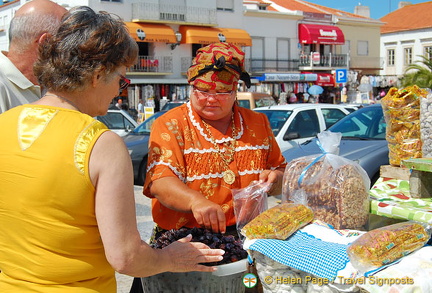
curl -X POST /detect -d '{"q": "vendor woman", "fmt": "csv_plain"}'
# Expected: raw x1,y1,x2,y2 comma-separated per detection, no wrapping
143,42,286,235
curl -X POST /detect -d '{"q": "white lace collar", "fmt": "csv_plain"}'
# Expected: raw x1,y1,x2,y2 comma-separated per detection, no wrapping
187,102,244,144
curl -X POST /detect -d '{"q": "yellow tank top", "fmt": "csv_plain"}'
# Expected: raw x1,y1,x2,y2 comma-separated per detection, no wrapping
0,105,115,292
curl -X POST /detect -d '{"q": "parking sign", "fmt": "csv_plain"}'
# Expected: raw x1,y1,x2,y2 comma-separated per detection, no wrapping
335,69,347,83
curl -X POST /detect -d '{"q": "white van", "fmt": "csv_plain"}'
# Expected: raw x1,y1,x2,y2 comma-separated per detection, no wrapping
237,92,276,109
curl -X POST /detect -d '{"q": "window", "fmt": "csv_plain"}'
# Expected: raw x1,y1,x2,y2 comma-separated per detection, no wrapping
287,110,320,138
217,0,234,11
425,46,432,62
404,47,413,65
387,49,395,66
322,108,348,128
357,40,368,56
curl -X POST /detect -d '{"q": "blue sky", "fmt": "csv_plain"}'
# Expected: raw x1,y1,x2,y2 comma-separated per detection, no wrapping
304,0,429,20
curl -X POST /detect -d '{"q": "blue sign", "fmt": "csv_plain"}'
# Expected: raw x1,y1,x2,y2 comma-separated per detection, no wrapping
335,69,347,83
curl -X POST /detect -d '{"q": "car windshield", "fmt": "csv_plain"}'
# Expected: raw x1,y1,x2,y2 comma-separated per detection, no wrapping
96,111,135,130
328,106,386,140
254,109,293,136
132,111,166,134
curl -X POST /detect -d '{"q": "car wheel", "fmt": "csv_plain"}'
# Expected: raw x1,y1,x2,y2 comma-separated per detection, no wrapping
137,157,148,186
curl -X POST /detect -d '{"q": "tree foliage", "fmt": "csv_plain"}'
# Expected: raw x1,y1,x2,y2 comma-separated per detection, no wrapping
401,55,432,89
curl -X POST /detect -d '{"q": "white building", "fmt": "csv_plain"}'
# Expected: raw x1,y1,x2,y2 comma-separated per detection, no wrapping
380,1,432,87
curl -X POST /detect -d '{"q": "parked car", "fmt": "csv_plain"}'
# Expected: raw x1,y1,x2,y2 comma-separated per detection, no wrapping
123,110,167,185
254,103,350,152
237,92,276,109
95,109,138,137
282,103,388,185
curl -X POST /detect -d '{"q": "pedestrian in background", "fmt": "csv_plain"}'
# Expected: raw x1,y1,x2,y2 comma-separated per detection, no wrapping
0,0,67,113
0,6,223,293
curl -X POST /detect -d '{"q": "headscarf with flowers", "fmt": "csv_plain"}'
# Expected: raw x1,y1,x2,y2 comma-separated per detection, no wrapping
187,42,251,92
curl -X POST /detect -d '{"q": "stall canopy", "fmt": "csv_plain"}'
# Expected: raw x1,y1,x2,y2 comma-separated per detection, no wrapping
315,73,336,87
126,22,177,43
179,25,252,46
298,24,345,45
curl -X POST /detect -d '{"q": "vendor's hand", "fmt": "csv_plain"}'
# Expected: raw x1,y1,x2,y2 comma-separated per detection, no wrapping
163,234,225,272
190,197,226,233
259,168,284,195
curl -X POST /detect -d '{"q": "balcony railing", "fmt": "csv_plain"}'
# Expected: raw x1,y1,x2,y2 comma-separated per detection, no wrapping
129,56,173,73
299,53,349,68
244,59,300,74
131,2,217,25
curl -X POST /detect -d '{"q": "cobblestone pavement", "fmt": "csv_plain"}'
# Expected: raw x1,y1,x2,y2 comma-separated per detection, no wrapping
115,185,280,293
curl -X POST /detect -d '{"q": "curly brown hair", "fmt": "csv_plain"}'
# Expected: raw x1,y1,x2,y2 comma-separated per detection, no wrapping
34,6,138,92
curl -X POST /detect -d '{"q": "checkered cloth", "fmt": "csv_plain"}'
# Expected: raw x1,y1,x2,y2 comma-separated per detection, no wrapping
244,222,364,282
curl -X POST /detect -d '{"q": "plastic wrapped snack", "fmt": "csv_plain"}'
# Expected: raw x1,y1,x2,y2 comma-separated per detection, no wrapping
232,180,270,239
282,131,370,230
381,85,426,166
420,89,432,157
347,221,431,273
241,202,313,240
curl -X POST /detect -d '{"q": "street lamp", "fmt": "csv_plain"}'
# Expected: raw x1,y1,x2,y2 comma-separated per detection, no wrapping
170,31,182,50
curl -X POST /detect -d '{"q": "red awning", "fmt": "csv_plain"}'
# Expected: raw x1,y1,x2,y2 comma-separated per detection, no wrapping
315,73,335,87
298,24,345,45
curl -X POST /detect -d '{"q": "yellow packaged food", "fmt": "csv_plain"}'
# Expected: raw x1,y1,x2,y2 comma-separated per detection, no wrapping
381,85,426,166
347,221,430,273
241,203,313,240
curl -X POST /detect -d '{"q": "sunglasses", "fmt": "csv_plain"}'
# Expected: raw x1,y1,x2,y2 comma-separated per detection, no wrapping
194,88,235,101
118,73,131,93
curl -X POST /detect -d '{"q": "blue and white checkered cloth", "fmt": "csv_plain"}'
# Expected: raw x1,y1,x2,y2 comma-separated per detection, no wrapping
244,222,364,282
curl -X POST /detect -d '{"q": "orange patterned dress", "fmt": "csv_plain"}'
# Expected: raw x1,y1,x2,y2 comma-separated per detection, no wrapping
144,102,286,230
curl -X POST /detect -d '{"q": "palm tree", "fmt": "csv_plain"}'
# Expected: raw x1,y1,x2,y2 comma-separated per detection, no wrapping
401,55,432,89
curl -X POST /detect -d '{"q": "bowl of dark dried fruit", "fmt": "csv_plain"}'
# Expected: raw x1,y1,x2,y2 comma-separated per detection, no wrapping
142,227,248,293
152,227,248,266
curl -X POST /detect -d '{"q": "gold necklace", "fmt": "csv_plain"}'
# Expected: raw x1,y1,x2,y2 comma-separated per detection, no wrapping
44,93,81,112
202,113,237,185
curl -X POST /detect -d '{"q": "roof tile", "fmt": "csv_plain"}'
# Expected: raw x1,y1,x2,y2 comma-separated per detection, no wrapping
380,2,432,34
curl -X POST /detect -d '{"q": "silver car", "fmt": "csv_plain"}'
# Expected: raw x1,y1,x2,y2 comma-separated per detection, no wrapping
282,103,388,185
95,109,138,137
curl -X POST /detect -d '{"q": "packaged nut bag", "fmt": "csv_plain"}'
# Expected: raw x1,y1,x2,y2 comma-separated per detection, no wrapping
282,131,370,230
420,89,432,157
347,221,431,274
381,85,426,166
241,202,313,240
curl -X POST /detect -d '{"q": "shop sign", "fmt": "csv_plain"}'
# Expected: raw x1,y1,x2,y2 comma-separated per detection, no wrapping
258,73,319,82
262,73,301,81
312,52,320,64
301,73,318,81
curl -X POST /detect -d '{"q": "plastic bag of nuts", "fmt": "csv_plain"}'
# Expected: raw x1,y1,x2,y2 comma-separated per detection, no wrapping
282,131,370,230
347,221,431,273
420,89,432,157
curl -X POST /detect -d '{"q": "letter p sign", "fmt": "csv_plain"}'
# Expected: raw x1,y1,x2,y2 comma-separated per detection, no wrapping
336,69,347,83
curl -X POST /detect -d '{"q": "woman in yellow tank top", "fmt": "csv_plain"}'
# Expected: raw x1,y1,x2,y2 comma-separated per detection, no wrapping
0,6,223,293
